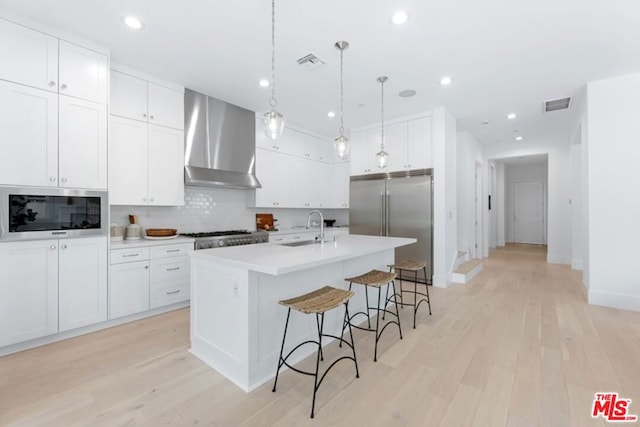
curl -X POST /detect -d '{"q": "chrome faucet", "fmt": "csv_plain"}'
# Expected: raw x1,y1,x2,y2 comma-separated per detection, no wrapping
306,210,324,242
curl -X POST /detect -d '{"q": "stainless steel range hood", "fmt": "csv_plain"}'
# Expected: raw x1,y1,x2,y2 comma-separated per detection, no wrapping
184,88,261,189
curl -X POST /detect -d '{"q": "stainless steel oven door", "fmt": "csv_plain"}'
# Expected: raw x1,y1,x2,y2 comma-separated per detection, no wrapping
0,186,108,241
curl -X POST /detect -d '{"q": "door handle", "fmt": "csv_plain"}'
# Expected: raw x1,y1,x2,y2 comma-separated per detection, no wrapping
385,191,390,236
380,192,385,236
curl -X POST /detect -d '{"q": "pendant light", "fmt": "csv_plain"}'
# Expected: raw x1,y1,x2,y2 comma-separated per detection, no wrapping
263,0,285,140
334,41,350,159
376,76,389,168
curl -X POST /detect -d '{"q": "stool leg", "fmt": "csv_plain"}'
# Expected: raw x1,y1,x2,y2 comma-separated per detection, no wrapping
310,312,325,418
413,269,418,328
374,285,381,362
382,276,390,321
365,285,371,329
316,313,324,361
392,280,403,340
345,302,360,379
340,282,354,349
424,266,432,315
272,308,291,393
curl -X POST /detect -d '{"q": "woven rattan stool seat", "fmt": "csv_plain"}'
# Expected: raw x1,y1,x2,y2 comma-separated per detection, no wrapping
345,270,397,288
388,259,427,271
279,286,354,314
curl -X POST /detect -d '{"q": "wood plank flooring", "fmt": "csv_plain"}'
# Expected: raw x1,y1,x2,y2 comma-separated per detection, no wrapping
2,243,640,426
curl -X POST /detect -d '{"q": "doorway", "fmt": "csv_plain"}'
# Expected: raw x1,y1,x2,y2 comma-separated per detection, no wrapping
513,180,545,244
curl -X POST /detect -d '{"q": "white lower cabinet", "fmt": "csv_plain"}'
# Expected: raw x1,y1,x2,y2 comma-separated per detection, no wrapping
0,236,108,347
109,242,192,319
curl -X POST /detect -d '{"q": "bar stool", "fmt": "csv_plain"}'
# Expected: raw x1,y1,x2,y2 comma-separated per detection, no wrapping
342,270,402,362
272,286,359,419
387,259,432,329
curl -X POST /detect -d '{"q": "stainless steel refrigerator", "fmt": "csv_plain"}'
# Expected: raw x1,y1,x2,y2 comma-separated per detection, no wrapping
349,170,433,284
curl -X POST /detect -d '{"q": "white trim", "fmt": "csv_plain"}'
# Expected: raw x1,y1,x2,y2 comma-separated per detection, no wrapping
571,259,583,270
351,110,434,132
111,63,185,92
589,290,640,312
432,273,449,288
547,254,571,265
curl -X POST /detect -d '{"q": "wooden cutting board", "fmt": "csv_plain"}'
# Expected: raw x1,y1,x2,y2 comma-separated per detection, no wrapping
256,213,274,230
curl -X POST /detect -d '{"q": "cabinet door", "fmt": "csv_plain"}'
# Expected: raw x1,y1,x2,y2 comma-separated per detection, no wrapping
255,118,274,150
59,41,108,104
407,116,433,169
255,148,275,207
109,116,148,204
148,83,184,130
349,130,371,175
58,96,107,189
385,122,408,171
291,157,311,207
274,152,293,207
0,240,58,347
59,236,107,331
331,162,350,208
109,260,150,319
314,161,331,208
0,80,58,187
0,18,58,92
110,70,147,122
148,125,185,205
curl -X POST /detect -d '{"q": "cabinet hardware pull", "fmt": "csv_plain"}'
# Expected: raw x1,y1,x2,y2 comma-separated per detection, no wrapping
144,265,149,269
166,267,180,271
49,81,56,87
166,290,181,295
166,249,180,253
60,177,67,182
61,244,67,249
50,245,56,250
123,253,140,257
143,113,147,118
49,177,56,181
60,84,67,90
150,115,154,119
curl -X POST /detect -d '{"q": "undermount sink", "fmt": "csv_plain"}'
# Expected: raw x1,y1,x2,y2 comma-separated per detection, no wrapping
279,239,328,247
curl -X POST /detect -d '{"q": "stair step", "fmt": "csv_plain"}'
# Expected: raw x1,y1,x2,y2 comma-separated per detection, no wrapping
452,259,483,284
457,250,466,258
455,259,482,274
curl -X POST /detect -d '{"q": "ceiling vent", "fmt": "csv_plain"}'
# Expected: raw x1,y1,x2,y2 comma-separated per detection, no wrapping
544,97,571,113
296,53,325,70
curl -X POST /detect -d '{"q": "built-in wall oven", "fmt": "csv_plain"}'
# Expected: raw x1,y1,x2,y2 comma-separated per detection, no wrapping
0,186,108,241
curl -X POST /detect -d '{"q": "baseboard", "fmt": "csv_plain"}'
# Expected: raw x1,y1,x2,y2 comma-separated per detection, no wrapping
432,274,449,288
589,290,640,312
571,258,583,270
547,254,571,265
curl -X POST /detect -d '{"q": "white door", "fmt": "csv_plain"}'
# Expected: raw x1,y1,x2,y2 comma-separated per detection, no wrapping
59,236,108,331
109,261,150,319
148,83,184,130
474,162,483,257
0,18,58,92
109,116,148,204
147,124,185,205
58,41,108,104
110,70,148,122
0,240,58,347
59,96,107,189
513,181,545,244
349,130,371,175
0,80,58,187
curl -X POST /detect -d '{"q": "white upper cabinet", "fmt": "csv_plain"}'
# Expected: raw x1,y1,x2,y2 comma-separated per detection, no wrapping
407,116,433,169
349,129,377,175
0,80,58,187
58,96,108,189
255,148,293,208
384,122,408,171
147,125,185,205
58,41,108,104
0,18,58,92
111,70,185,130
331,161,350,208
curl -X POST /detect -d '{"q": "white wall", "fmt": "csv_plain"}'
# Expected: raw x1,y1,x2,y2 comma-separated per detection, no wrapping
457,131,484,257
496,162,506,247
432,107,457,287
484,140,572,265
504,162,548,243
585,73,640,311
570,142,583,271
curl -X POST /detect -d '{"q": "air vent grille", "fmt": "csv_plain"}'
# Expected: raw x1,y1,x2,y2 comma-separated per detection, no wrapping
296,53,325,69
544,97,571,112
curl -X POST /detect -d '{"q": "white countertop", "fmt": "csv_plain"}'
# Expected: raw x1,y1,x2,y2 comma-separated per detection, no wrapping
110,236,195,249
190,234,416,275
266,226,349,236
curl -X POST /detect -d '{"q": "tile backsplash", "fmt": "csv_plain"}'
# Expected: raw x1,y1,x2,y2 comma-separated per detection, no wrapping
110,186,348,233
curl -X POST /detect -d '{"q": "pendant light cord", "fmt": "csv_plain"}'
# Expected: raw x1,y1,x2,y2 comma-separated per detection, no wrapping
339,46,345,136
270,0,277,108
380,79,385,150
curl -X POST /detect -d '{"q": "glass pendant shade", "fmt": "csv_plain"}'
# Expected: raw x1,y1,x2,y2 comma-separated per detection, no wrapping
376,149,389,168
334,135,349,159
263,109,285,140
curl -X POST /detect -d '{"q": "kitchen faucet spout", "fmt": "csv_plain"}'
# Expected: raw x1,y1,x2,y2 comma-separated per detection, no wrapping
306,210,324,242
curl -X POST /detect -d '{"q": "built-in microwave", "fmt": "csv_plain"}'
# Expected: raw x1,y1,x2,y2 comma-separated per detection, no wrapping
0,186,108,241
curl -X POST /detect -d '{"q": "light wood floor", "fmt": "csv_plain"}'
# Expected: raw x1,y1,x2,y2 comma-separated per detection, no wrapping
2,243,640,426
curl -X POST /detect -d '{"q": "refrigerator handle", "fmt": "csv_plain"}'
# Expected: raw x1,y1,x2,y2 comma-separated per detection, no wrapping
385,190,390,236
380,192,385,236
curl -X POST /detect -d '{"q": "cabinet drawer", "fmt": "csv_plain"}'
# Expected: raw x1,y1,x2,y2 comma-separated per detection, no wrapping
150,243,193,259
150,281,189,309
150,257,189,283
111,247,150,264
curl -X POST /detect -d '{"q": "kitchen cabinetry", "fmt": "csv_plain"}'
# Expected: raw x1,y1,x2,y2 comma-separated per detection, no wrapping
331,161,350,208
110,70,184,130
349,129,378,175
109,242,192,319
0,18,108,189
58,237,108,332
109,116,185,206
0,236,108,347
255,148,293,207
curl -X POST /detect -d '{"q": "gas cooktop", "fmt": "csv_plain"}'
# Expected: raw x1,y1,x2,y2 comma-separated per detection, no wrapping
181,230,251,238
182,230,269,249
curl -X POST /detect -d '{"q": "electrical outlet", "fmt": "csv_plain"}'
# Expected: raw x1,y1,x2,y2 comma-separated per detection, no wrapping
233,283,239,297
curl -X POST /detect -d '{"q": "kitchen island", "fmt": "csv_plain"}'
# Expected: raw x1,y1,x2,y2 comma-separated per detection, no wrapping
189,234,416,392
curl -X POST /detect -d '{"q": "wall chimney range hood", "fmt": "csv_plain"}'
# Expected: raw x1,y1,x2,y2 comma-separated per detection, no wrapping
184,88,261,189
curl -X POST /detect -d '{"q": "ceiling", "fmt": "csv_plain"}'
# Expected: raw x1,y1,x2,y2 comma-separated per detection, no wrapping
2,0,640,147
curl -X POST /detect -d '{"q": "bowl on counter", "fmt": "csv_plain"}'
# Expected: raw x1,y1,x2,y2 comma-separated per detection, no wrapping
323,219,336,227
145,228,177,237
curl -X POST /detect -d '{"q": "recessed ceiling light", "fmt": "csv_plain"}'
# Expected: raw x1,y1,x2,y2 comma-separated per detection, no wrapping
123,16,144,30
481,120,490,125
507,113,517,119
327,111,336,118
259,79,270,88
515,136,524,141
390,11,409,25
398,89,417,98
440,76,452,86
